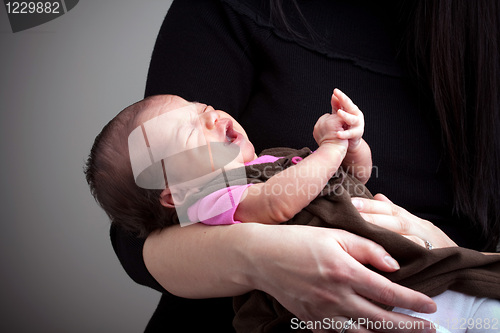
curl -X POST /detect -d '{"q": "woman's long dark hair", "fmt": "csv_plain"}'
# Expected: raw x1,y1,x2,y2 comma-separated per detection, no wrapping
400,0,500,250
271,0,500,250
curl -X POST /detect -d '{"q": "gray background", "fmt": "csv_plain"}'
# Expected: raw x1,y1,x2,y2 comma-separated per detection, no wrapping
0,1,173,331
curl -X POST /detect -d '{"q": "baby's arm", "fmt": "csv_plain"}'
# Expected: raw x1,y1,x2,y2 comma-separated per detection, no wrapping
234,108,349,224
332,89,372,184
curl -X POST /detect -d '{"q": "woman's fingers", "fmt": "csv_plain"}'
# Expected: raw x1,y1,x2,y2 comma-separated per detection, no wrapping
338,232,436,313
329,233,436,333
373,193,392,203
348,300,436,333
352,197,402,218
351,268,435,313
351,195,458,248
313,316,372,333
403,235,427,248
359,212,415,236
337,230,400,271
352,196,426,238
337,269,436,332
341,275,437,333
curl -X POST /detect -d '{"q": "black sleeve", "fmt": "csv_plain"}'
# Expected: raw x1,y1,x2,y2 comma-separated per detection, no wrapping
112,0,256,294
110,224,164,292
111,225,236,332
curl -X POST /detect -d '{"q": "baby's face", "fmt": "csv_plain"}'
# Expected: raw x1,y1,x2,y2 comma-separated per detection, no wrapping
136,95,256,163
129,95,256,191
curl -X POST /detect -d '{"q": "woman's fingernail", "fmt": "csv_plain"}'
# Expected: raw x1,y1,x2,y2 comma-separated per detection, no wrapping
417,301,437,315
351,198,363,210
384,255,400,270
424,302,437,313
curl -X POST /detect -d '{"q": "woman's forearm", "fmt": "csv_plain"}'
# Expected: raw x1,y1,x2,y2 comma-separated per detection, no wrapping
144,221,437,330
143,222,259,298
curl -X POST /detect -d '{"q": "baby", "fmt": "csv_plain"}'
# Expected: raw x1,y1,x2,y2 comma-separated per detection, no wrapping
147,89,369,229
86,90,500,333
91,89,367,233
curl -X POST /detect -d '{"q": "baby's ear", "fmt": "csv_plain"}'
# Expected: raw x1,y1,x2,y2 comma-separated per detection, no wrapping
160,187,193,208
159,188,175,208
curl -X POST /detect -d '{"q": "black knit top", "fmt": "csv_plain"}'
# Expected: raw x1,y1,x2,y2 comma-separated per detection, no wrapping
110,0,486,331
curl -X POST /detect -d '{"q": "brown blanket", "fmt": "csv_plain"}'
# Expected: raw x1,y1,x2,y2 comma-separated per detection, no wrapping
186,147,500,333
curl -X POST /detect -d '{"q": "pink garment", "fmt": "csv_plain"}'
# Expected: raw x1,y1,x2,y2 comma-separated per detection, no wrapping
187,155,280,225
244,155,279,166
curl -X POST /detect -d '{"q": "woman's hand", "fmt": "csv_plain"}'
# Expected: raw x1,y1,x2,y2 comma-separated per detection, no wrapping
145,222,436,333
243,224,437,333
351,193,458,249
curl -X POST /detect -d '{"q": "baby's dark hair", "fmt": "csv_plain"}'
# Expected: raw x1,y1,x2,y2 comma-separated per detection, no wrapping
84,96,177,238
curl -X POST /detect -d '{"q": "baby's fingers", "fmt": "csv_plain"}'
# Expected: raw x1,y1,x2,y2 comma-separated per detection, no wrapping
334,88,362,116
331,92,342,112
337,109,360,126
337,127,363,140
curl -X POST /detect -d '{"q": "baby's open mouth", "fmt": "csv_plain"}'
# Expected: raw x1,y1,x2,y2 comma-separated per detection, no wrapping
225,120,238,144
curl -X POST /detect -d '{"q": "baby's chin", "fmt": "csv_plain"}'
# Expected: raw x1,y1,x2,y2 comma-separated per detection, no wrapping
227,148,255,167
240,142,256,163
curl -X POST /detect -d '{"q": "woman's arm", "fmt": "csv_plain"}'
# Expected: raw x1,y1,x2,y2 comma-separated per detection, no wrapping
144,222,437,329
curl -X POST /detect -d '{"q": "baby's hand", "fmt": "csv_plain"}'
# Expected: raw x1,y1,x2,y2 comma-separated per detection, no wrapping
331,88,365,150
313,109,348,149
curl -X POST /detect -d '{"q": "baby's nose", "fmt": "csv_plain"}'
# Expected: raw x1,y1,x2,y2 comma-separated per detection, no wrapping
200,109,219,129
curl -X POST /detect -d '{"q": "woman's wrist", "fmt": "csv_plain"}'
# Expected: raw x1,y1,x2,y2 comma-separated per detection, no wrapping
231,223,295,295
224,222,267,293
